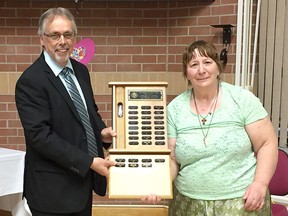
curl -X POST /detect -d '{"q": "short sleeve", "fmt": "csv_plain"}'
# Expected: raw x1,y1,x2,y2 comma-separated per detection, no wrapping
167,104,177,138
240,88,268,125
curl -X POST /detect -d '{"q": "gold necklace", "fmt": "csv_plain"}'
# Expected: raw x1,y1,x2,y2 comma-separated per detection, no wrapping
196,95,218,125
192,87,219,146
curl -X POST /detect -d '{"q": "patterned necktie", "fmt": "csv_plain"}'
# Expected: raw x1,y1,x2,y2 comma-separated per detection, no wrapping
61,67,98,157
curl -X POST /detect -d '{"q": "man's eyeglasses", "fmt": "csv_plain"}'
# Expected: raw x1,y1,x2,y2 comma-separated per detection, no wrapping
43,32,75,41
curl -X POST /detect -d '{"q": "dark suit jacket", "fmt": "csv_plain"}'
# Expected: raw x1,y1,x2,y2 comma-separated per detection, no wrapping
15,52,110,213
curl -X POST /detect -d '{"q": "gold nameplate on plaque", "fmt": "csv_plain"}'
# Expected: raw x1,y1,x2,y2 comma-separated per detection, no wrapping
108,82,172,199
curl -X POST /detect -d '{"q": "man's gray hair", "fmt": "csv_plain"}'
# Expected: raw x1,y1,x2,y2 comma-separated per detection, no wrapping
38,7,77,36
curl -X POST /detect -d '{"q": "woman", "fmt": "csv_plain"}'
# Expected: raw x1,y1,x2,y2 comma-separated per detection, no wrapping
143,40,278,215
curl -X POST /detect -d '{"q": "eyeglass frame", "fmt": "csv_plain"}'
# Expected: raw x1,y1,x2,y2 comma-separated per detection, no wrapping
43,31,76,41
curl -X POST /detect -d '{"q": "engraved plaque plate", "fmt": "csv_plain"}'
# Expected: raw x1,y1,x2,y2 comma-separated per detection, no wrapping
128,90,163,101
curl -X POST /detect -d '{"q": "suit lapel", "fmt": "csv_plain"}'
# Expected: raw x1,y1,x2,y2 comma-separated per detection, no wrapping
39,55,83,125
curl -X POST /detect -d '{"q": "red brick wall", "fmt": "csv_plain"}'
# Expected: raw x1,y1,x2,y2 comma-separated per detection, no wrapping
0,0,252,205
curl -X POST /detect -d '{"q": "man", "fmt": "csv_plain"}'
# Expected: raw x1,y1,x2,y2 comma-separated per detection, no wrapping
15,7,116,216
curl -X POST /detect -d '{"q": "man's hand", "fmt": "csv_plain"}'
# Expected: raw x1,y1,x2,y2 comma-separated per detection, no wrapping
101,127,116,143
90,156,116,177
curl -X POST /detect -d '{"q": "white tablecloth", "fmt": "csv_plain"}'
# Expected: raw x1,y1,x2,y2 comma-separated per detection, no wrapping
0,148,31,216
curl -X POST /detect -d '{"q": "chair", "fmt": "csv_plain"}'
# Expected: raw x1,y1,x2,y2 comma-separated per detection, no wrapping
269,148,288,216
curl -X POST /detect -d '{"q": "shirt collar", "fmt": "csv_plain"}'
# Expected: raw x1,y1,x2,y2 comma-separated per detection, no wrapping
43,51,74,76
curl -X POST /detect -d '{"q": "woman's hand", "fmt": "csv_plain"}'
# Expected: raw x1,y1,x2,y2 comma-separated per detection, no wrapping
243,180,268,211
141,194,162,204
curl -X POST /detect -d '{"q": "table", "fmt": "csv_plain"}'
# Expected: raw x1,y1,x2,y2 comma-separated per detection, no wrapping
0,148,31,216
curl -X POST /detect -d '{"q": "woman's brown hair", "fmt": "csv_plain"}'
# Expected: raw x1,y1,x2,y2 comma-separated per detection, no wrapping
182,40,223,85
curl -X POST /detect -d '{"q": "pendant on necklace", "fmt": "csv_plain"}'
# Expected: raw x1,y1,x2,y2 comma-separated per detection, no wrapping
203,137,207,146
201,118,207,125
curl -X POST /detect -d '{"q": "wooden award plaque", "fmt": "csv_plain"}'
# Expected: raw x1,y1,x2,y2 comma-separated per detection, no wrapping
108,82,172,199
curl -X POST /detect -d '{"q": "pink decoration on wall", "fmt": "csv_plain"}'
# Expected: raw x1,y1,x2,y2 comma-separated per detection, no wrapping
70,38,95,65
